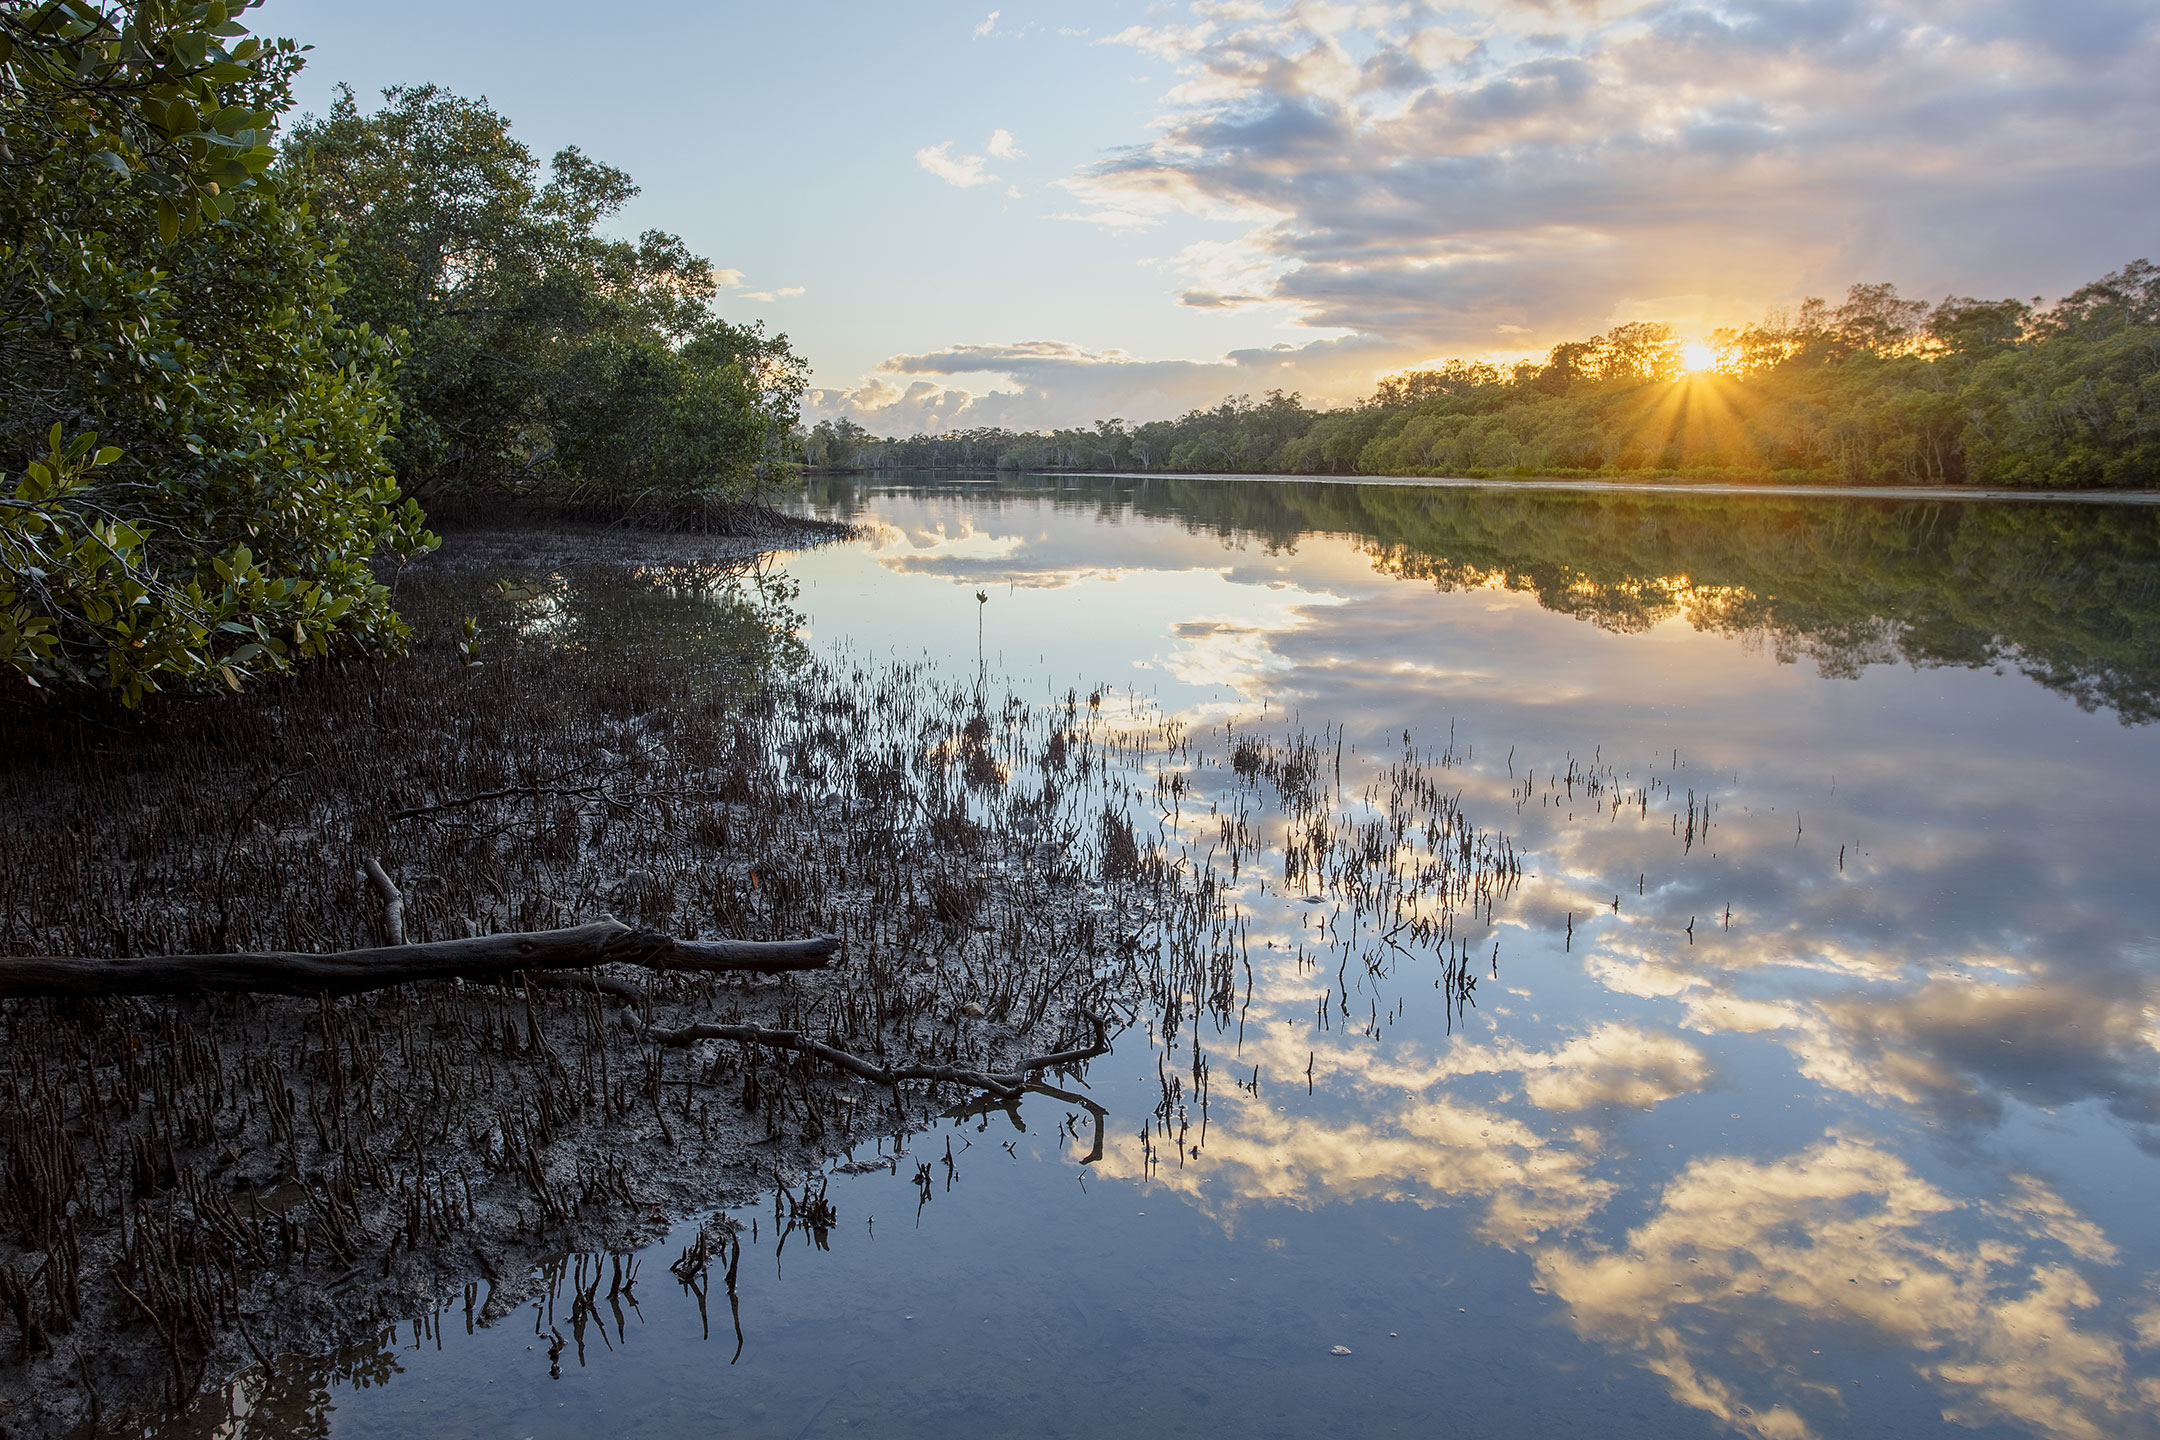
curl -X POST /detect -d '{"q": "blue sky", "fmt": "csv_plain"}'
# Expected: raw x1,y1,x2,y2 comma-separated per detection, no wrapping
275,0,2160,433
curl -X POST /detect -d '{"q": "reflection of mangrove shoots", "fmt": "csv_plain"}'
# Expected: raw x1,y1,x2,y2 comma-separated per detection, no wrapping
0,919,835,998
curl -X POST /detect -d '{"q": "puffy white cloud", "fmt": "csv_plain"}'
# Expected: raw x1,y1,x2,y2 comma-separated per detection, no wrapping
916,140,996,188
1539,1136,2152,1440
915,130,1025,193
1089,1080,1618,1245
1514,1022,1711,1112
1367,1019,1715,1112
711,268,802,304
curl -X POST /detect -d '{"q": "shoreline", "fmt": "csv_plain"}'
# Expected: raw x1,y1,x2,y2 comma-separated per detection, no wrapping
1047,471,2160,505
404,511,855,572
805,468,2160,505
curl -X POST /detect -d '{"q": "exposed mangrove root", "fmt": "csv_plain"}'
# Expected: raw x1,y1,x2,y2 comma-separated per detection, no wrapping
636,1012,1111,1102
0,919,836,999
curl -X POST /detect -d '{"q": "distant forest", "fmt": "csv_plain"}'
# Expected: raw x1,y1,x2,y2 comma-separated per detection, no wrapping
804,264,2160,489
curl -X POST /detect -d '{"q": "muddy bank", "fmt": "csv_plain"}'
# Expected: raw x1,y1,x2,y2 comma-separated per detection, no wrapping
0,537,1153,1435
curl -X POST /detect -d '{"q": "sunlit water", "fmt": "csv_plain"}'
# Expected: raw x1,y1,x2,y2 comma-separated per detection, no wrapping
192,477,2160,1439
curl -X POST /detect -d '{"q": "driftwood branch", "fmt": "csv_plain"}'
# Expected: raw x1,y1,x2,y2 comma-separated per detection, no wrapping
0,920,836,999
637,1013,1112,1101
361,857,405,947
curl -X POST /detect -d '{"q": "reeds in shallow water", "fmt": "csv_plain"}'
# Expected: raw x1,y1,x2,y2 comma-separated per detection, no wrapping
0,560,1548,1432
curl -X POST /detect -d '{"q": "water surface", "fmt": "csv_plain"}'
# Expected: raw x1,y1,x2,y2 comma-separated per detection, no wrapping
195,477,2160,1440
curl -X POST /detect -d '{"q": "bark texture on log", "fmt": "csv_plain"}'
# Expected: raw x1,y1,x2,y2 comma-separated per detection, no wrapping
0,920,836,999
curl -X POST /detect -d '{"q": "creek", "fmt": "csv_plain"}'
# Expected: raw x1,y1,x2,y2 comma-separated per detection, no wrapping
165,475,2160,1440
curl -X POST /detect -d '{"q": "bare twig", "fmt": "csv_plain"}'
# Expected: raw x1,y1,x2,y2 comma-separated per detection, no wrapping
635,1012,1112,1101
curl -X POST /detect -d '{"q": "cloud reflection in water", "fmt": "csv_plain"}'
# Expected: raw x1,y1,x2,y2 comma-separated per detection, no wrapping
786,480,2160,1440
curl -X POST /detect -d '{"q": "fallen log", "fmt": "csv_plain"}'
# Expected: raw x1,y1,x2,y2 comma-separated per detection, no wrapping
0,919,836,999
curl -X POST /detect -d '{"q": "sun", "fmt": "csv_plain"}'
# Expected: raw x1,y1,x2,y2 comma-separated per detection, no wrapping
1681,340,1717,373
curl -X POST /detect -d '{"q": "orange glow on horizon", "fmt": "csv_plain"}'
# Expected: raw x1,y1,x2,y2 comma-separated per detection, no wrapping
1681,340,1717,373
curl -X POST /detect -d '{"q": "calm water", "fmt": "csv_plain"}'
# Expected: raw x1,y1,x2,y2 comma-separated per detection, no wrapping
201,478,2160,1439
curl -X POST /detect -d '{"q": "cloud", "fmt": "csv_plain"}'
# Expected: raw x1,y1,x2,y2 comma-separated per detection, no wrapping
1514,1023,1710,1112
1360,1020,1713,1114
1177,291,1267,308
807,334,1403,433
1158,234,1297,313
1538,1136,2151,1440
974,9,999,40
916,141,995,188
1090,1079,1617,1245
1067,0,2160,354
1785,977,2160,1142
711,269,802,304
987,128,1025,160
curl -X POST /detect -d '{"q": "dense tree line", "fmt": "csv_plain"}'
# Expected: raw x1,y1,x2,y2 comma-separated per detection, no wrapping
812,266,2160,489
285,85,805,520
3,1,804,706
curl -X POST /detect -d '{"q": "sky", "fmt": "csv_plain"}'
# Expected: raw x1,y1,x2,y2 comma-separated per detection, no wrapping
272,0,2160,433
